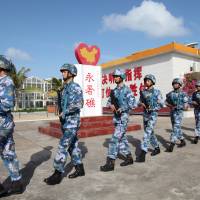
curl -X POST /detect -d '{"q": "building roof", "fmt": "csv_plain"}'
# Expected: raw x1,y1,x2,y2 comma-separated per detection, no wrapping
101,42,200,69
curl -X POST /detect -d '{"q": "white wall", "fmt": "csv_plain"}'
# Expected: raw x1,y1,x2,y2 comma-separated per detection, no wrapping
102,53,174,106
172,53,200,78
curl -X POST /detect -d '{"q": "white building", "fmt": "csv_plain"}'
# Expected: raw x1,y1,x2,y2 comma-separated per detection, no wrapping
101,42,200,107
18,76,54,109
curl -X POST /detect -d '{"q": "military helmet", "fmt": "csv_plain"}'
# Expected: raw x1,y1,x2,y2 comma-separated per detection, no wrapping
0,55,15,72
113,68,126,80
172,78,183,86
195,80,200,87
60,63,77,76
144,74,156,85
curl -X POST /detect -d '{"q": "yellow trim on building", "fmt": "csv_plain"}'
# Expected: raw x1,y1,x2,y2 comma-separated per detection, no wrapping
101,42,200,69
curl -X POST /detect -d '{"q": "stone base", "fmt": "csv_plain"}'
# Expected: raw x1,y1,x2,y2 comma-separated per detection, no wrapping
38,115,141,138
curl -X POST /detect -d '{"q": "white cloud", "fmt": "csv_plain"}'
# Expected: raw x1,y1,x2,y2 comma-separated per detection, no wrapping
5,47,32,61
102,0,189,37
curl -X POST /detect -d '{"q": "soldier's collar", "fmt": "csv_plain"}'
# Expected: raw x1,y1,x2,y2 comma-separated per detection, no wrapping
117,83,125,89
0,74,7,80
146,86,154,91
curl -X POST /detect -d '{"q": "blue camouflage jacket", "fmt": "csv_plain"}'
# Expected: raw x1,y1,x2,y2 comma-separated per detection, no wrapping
0,75,15,129
139,88,164,111
166,90,188,110
107,84,136,113
192,91,200,109
61,80,83,118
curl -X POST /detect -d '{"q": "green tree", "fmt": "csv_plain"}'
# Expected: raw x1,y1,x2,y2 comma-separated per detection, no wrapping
9,67,31,110
51,77,62,92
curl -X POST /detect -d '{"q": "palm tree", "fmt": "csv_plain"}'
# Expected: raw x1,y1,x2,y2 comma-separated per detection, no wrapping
9,67,31,110
51,77,63,91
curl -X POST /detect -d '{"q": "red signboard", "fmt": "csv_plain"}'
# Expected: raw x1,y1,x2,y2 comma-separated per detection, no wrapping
75,43,100,65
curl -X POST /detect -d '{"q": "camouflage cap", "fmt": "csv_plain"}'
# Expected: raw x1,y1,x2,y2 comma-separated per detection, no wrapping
113,68,126,80
0,55,15,72
172,78,183,86
60,63,77,76
144,74,156,85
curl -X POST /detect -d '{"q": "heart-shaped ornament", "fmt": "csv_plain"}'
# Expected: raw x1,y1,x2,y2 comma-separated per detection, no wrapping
75,43,100,65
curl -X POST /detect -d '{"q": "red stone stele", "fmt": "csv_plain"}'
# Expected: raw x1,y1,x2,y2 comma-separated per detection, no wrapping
75,43,100,65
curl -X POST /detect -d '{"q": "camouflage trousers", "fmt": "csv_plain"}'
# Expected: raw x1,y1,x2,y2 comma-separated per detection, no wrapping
170,110,184,143
194,109,200,137
53,127,82,173
108,113,131,160
141,111,159,152
0,128,21,181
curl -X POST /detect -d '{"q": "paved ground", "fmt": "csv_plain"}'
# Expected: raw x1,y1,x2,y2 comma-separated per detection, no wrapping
0,115,200,200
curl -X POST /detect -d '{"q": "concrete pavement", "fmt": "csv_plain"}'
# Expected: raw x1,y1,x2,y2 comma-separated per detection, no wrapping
0,116,200,200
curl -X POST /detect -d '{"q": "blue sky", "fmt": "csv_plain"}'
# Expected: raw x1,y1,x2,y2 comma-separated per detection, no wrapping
0,0,200,78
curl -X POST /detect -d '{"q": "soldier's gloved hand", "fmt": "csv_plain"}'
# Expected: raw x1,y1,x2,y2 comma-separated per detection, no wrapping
110,105,117,112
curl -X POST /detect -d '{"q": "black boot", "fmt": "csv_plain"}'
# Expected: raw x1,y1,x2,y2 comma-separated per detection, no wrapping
44,170,62,185
0,183,7,197
177,139,186,148
120,154,134,166
135,150,146,162
165,143,175,152
192,136,199,144
68,164,85,179
7,180,24,195
100,157,115,172
151,147,161,156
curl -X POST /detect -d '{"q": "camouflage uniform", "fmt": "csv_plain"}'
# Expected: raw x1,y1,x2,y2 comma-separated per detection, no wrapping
192,87,200,137
166,87,188,143
0,75,21,181
100,68,136,171
139,88,164,152
53,80,83,173
107,84,136,159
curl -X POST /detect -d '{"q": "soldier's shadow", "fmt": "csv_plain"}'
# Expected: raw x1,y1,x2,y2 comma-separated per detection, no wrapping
63,141,88,177
181,126,194,132
3,146,53,194
166,128,194,143
103,136,142,158
182,133,194,143
127,135,141,158
155,134,170,149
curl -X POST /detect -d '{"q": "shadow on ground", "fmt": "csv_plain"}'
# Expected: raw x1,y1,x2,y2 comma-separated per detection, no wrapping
2,146,53,197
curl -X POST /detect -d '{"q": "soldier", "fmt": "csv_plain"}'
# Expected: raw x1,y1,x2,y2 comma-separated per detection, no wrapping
165,78,188,152
44,64,85,185
136,74,164,162
191,80,200,144
100,68,136,172
0,55,23,196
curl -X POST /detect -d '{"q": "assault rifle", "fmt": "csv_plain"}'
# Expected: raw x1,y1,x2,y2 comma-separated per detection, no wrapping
110,90,121,117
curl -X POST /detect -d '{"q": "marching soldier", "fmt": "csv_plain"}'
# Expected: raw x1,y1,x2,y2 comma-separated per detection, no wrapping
44,64,85,185
191,80,200,144
136,74,164,162
100,68,136,172
165,78,188,152
0,55,23,196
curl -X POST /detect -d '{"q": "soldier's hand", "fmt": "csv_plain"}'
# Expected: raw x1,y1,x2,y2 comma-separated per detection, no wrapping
192,101,199,106
110,105,117,112
59,112,63,118
140,103,146,109
116,108,122,114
